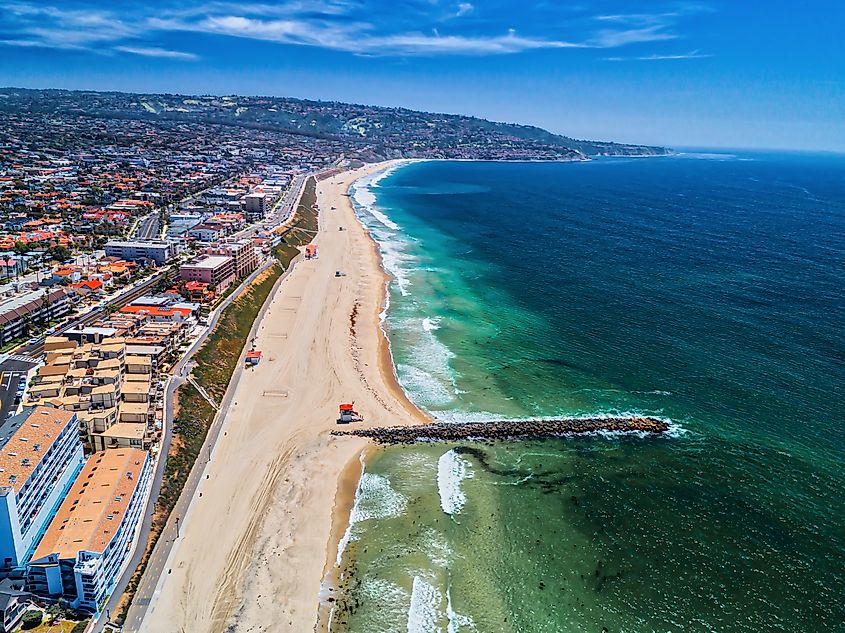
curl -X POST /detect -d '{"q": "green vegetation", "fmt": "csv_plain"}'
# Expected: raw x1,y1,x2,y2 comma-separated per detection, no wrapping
273,176,319,267
21,610,43,630
192,267,282,402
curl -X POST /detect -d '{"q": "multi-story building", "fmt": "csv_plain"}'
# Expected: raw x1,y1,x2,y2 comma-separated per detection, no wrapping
210,239,258,278
0,407,84,569
0,288,72,347
179,255,236,292
243,192,267,217
186,224,225,243
27,337,128,445
27,448,152,612
104,240,174,265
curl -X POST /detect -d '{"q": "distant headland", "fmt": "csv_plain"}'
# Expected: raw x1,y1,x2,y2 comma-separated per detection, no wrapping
0,87,670,162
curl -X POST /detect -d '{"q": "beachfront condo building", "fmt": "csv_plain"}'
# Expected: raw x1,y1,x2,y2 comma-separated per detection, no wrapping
27,448,151,612
0,407,85,569
179,254,237,292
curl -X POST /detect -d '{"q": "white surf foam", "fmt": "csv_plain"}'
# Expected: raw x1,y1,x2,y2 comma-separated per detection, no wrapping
437,449,473,516
407,576,442,633
446,584,476,633
377,236,414,296
422,316,441,332
351,167,403,230
336,462,407,566
397,363,455,407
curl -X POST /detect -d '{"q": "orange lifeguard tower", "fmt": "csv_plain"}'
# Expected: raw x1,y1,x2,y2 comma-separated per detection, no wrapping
305,244,317,259
337,403,363,424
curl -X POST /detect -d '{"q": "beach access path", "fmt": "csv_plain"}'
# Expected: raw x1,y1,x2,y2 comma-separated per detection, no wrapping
139,162,428,633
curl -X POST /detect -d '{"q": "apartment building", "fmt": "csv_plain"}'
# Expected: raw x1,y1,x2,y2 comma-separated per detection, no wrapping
243,192,267,216
27,337,128,445
0,408,84,569
104,240,174,265
179,255,236,292
210,239,258,278
27,448,152,612
0,288,72,347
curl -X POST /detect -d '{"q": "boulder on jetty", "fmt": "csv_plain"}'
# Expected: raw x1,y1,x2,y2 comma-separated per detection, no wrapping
331,416,669,445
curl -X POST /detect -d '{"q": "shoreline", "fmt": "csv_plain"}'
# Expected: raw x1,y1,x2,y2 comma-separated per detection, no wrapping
318,161,430,631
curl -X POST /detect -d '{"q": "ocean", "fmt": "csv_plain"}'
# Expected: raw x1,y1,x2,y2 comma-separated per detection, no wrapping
328,153,844,632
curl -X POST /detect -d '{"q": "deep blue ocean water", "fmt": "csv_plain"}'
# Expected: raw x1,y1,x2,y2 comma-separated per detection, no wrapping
330,152,845,632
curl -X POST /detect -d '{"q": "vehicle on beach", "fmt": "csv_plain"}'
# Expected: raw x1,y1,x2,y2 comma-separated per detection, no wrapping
335,271,346,277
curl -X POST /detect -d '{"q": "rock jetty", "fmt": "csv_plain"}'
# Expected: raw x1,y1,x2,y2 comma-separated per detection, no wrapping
331,416,669,444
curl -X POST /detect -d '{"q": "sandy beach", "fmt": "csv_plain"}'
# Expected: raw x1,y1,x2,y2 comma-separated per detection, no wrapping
142,161,428,632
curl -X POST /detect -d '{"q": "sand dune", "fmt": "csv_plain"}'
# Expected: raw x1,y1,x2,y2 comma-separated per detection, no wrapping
142,162,427,632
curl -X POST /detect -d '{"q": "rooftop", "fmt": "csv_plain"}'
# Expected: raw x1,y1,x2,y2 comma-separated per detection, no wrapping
0,407,76,493
32,448,148,560
104,240,172,249
182,255,233,270
95,423,145,440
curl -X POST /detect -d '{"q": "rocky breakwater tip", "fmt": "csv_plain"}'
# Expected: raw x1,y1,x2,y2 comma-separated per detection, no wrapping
331,416,670,445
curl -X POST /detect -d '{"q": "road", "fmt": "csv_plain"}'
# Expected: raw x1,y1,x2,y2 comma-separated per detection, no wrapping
133,213,161,240
231,173,308,242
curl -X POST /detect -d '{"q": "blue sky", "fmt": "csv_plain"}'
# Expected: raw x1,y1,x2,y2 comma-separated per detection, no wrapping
1,1,843,151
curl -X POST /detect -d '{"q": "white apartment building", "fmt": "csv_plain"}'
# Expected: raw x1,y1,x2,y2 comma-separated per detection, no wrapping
27,448,152,612
104,240,175,265
0,407,84,569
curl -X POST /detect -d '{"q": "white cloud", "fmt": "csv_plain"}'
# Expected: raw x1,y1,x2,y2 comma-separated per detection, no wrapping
590,25,677,48
114,45,199,60
455,3,474,17
605,50,711,61
0,0,709,58
152,15,585,55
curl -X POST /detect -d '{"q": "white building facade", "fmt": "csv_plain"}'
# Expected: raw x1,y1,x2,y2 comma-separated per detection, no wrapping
0,407,84,569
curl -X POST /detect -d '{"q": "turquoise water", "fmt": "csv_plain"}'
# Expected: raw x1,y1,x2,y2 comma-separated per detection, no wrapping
329,154,844,632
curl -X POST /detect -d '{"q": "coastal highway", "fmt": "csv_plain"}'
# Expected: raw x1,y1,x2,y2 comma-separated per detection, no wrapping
231,173,308,242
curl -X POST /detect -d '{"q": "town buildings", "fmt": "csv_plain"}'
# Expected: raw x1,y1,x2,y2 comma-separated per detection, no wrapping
0,578,30,632
27,448,152,611
104,240,175,265
0,407,84,569
209,239,259,279
26,336,157,448
0,287,72,347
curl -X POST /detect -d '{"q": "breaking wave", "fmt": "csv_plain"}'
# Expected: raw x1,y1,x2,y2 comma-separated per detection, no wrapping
437,449,473,516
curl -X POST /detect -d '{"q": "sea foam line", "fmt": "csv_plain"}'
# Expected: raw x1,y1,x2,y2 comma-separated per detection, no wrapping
335,454,407,566
407,576,442,633
437,449,473,516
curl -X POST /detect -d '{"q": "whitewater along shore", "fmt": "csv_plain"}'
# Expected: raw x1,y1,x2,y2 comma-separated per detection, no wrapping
333,416,670,444
141,161,428,633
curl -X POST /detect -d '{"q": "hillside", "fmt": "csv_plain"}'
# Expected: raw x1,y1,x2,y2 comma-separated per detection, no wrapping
0,88,669,161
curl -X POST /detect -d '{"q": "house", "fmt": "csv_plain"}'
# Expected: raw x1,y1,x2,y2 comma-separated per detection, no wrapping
0,578,30,633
